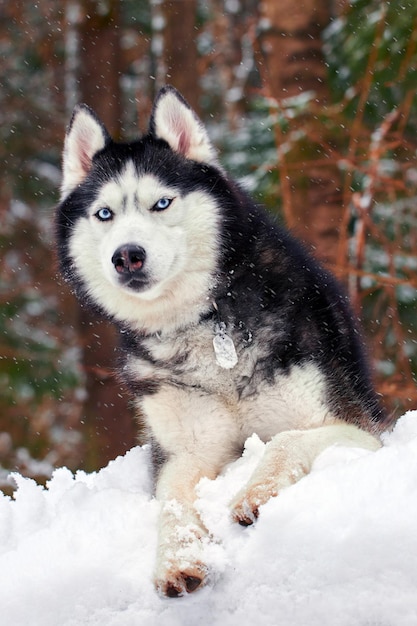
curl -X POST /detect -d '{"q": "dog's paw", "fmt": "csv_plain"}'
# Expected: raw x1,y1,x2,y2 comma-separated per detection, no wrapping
155,505,210,597
155,561,207,597
230,481,277,526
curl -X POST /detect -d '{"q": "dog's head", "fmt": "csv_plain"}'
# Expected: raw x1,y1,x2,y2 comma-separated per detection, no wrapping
57,87,225,331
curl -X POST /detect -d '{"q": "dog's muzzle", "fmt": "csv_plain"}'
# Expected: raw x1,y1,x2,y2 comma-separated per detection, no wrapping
111,244,148,290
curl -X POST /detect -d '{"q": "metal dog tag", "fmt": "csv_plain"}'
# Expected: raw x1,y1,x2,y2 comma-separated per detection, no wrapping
213,322,238,369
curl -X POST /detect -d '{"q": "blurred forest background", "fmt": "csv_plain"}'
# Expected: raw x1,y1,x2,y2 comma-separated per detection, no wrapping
1,0,417,489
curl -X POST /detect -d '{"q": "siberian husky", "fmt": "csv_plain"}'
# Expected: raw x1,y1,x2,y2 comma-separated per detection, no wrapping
56,86,385,596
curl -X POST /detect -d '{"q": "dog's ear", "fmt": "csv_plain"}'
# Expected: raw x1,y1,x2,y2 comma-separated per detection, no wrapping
149,86,219,166
61,104,110,199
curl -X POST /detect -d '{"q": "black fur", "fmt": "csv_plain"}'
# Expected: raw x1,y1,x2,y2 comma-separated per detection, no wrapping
56,102,385,434
55,88,390,596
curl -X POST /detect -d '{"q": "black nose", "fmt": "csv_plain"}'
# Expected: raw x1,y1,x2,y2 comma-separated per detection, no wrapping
112,244,146,275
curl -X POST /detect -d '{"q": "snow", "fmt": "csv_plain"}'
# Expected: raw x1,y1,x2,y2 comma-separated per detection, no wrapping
1,412,417,626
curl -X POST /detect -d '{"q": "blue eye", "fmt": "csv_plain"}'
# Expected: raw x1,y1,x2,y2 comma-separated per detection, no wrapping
95,207,113,221
152,197,173,212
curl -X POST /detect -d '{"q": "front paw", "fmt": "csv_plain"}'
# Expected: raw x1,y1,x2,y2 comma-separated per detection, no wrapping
155,505,209,597
230,481,278,526
155,561,207,597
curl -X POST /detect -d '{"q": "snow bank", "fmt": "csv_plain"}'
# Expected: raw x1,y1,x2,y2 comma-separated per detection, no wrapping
1,412,417,626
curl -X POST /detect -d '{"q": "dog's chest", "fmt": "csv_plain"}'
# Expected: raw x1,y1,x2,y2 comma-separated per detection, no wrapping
123,325,328,445
126,321,258,399
125,322,331,442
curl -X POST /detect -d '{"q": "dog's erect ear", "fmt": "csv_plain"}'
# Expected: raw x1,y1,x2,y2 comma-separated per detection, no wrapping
149,86,219,166
61,104,110,199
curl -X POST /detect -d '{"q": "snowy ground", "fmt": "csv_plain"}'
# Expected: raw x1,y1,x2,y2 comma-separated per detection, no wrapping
1,412,417,626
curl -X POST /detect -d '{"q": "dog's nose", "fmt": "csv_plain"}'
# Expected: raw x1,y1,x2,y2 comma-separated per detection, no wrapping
112,244,146,274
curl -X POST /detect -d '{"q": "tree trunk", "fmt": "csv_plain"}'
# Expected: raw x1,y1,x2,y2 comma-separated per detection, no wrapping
258,0,343,269
67,0,136,471
160,0,200,113
77,0,123,135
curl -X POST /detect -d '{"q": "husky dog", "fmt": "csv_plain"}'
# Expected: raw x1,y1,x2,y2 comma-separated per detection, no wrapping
56,86,385,597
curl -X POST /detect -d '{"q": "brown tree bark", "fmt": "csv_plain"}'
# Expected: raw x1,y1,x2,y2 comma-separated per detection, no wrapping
77,0,123,135
160,0,200,113
68,0,136,471
258,0,343,269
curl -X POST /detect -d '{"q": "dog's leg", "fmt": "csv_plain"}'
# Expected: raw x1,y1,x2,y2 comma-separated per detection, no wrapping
142,387,238,597
230,422,381,526
153,455,215,597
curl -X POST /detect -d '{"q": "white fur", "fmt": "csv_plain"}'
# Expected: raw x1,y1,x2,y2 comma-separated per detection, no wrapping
61,89,383,596
142,385,240,596
129,343,333,440
140,363,381,592
230,423,381,524
61,106,107,199
68,166,221,333
152,89,219,165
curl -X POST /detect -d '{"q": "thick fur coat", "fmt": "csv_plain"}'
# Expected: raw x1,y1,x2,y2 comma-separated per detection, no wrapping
56,86,385,597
